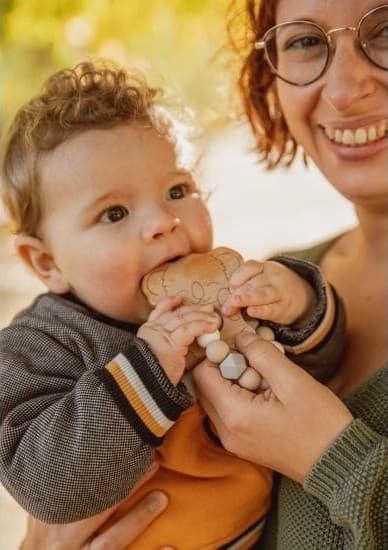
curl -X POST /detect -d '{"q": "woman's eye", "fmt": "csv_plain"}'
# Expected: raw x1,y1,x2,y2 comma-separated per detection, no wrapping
167,184,189,200
374,23,388,39
99,205,129,223
285,34,324,50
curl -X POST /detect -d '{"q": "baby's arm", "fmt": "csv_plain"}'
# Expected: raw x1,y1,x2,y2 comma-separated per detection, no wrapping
222,256,345,381
0,299,203,524
0,296,220,525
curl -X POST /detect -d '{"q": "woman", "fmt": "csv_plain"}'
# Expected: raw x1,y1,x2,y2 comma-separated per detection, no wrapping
197,0,388,546
22,0,388,547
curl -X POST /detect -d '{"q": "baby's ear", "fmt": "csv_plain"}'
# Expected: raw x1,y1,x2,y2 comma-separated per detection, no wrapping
15,235,70,294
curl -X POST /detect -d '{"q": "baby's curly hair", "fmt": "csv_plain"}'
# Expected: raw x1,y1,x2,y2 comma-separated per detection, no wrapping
1,60,173,236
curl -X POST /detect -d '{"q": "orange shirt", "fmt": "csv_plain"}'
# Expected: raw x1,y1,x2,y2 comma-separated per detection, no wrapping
103,403,272,550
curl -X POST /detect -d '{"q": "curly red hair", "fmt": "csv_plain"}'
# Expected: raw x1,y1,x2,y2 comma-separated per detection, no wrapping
228,0,299,168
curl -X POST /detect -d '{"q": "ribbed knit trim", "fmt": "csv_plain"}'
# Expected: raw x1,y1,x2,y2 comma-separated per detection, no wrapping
99,338,192,445
284,283,336,355
304,419,381,505
264,256,327,346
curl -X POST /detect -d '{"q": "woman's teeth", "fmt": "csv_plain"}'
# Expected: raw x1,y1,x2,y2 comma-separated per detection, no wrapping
324,123,386,146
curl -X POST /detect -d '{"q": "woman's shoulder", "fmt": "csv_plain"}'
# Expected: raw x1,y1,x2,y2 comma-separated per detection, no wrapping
276,236,339,264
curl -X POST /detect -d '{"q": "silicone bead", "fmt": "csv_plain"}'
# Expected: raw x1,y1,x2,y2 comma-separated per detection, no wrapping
238,367,262,390
245,317,259,331
197,330,221,348
256,326,275,341
219,352,247,380
206,340,230,363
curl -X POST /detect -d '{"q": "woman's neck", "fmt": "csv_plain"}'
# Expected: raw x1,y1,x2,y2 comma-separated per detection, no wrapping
351,205,388,264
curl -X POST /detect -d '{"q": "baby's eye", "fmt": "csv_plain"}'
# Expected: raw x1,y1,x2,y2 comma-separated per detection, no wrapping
99,205,129,223
167,183,190,200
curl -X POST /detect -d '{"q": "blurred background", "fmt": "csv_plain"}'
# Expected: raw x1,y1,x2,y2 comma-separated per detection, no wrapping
1,1,356,548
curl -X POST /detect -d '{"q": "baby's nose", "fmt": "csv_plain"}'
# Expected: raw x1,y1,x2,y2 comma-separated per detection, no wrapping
142,210,180,242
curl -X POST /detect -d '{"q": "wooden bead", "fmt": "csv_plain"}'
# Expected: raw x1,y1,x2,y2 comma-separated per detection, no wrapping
259,378,270,391
219,352,247,380
205,340,230,363
256,326,275,341
245,317,259,331
238,367,262,390
197,330,221,348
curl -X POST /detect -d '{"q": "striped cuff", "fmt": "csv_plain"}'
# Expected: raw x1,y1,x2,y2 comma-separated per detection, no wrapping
97,340,192,446
284,283,336,355
264,255,336,354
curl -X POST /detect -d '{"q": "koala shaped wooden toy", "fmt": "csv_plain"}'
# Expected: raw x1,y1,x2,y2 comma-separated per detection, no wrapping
141,247,283,390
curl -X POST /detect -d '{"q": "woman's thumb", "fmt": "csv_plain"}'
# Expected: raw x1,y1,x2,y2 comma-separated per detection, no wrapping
236,332,305,397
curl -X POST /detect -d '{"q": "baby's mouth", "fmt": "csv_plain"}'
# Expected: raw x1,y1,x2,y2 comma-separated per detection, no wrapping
165,256,183,263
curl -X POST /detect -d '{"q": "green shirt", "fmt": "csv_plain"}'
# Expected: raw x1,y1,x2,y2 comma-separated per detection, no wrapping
259,240,388,549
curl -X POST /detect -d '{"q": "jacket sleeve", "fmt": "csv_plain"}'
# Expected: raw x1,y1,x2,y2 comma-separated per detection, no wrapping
0,328,192,523
304,419,388,548
263,255,346,382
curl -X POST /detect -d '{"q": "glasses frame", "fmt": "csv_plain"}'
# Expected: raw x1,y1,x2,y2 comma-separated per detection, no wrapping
254,4,388,86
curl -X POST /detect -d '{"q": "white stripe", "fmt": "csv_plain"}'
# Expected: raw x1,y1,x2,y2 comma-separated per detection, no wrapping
226,517,266,550
115,353,174,431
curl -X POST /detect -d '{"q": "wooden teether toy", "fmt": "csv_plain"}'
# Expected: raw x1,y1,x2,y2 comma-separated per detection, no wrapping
141,247,284,390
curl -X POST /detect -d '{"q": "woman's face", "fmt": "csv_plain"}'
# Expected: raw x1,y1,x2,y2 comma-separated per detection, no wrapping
275,0,388,208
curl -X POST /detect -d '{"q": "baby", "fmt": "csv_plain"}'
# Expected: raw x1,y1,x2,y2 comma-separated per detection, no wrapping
0,60,342,549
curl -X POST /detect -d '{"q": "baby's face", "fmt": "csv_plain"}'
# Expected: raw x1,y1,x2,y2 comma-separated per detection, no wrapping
37,123,213,324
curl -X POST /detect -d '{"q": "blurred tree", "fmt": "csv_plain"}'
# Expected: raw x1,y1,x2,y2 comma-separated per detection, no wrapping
1,0,238,132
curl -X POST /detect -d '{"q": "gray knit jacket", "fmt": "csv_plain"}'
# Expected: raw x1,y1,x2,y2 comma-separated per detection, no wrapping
0,257,344,523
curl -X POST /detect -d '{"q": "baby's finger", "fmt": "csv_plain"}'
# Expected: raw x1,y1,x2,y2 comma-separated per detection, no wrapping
229,260,265,289
169,319,221,348
147,296,184,321
224,285,279,316
159,308,220,332
247,301,290,322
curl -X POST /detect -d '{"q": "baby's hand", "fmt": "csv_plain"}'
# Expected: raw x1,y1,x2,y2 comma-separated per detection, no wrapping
222,260,316,325
137,296,221,385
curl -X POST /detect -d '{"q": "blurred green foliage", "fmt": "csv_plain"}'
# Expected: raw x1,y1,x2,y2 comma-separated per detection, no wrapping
1,0,240,133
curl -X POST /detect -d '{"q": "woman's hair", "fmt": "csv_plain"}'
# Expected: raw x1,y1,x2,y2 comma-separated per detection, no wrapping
1,60,180,236
228,0,298,168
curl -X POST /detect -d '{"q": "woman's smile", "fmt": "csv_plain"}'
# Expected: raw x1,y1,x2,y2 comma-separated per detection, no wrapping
319,121,388,161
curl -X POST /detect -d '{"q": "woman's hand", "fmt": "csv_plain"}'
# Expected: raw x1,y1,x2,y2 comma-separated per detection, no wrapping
193,332,353,483
21,464,169,550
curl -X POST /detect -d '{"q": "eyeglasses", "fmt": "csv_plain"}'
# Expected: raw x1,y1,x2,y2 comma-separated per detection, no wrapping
254,4,388,86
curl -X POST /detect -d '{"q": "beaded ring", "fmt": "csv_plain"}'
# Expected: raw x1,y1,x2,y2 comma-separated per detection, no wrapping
197,325,285,391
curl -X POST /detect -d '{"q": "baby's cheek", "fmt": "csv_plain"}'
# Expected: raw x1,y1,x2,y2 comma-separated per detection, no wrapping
197,211,213,250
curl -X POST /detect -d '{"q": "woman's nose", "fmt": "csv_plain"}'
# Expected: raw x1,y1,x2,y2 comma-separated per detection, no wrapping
142,208,180,243
321,38,377,112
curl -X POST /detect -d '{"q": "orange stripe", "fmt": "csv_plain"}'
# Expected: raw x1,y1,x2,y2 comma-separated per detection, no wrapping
106,360,166,437
285,283,336,355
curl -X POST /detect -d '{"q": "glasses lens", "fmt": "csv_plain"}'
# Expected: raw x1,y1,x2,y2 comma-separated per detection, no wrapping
265,22,329,85
359,6,388,70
